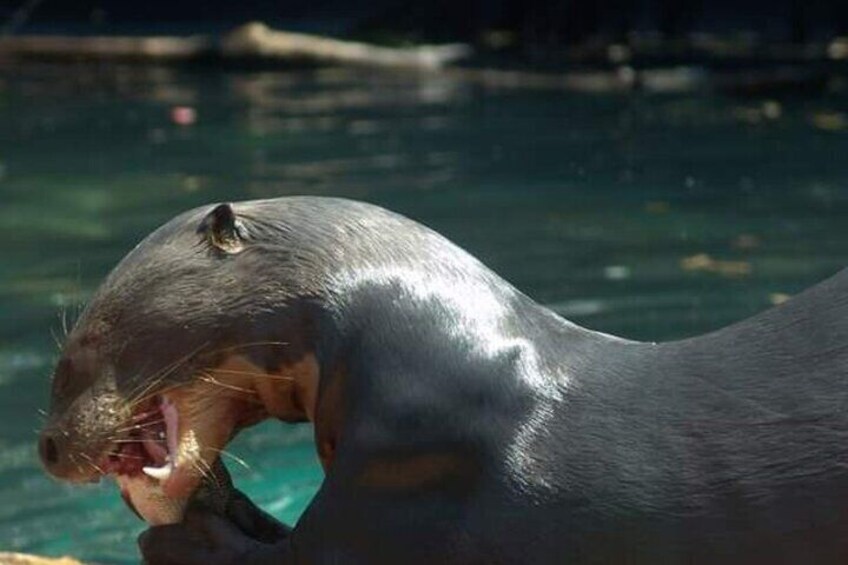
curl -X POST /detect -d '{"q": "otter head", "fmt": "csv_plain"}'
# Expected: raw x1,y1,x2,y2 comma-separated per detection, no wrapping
39,201,325,501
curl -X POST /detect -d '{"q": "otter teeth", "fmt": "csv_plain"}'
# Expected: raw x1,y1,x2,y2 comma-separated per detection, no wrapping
142,460,173,481
142,395,180,483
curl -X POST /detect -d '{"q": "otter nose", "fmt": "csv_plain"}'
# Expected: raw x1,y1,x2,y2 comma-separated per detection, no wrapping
39,430,62,472
39,432,60,468
38,427,101,483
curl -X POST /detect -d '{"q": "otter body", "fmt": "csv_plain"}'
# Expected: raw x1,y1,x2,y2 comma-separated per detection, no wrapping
40,198,848,564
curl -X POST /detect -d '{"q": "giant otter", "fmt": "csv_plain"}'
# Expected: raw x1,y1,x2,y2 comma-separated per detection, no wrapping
39,197,848,564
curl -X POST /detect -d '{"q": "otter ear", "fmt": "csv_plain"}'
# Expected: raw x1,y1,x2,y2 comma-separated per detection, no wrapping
197,203,245,254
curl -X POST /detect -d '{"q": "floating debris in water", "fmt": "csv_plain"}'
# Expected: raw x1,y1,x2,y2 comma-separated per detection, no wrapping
181,175,202,192
828,37,848,60
761,100,782,120
810,111,848,132
732,234,760,250
645,201,670,214
734,100,782,125
769,293,791,305
680,253,752,277
170,106,196,126
607,44,631,64
603,265,631,280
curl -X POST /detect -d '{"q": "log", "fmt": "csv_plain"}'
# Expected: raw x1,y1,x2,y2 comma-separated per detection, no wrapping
0,553,87,565
0,21,471,70
0,34,211,60
220,22,471,69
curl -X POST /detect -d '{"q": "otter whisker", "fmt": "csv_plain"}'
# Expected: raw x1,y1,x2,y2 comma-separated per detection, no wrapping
79,452,105,475
125,369,184,409
210,368,296,382
114,418,166,434
198,373,258,395
126,382,186,413
137,339,215,396
125,340,212,409
124,339,293,411
189,383,266,408
50,327,64,351
69,452,86,476
130,409,162,422
85,461,102,475
109,438,164,445
205,446,251,472
208,340,290,355
125,341,209,403
61,305,69,338
193,455,214,483
125,415,166,426
107,451,145,461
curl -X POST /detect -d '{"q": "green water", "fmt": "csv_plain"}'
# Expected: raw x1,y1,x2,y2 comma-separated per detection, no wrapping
1,62,847,563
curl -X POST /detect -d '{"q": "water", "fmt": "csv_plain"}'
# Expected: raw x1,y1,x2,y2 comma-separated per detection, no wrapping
1,61,847,563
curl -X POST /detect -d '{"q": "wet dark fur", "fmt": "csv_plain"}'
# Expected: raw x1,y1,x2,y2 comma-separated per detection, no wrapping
44,197,848,564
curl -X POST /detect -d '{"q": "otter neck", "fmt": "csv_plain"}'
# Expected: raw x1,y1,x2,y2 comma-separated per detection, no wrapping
323,268,628,404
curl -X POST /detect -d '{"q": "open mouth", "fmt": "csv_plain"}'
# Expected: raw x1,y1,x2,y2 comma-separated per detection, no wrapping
101,394,203,525
98,383,244,504
93,369,258,508
100,395,179,484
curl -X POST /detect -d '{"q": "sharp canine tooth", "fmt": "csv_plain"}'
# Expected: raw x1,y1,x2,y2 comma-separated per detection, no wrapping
142,462,173,482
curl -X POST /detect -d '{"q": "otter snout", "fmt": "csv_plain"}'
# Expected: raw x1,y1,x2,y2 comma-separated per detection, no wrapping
39,388,127,483
38,425,98,482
